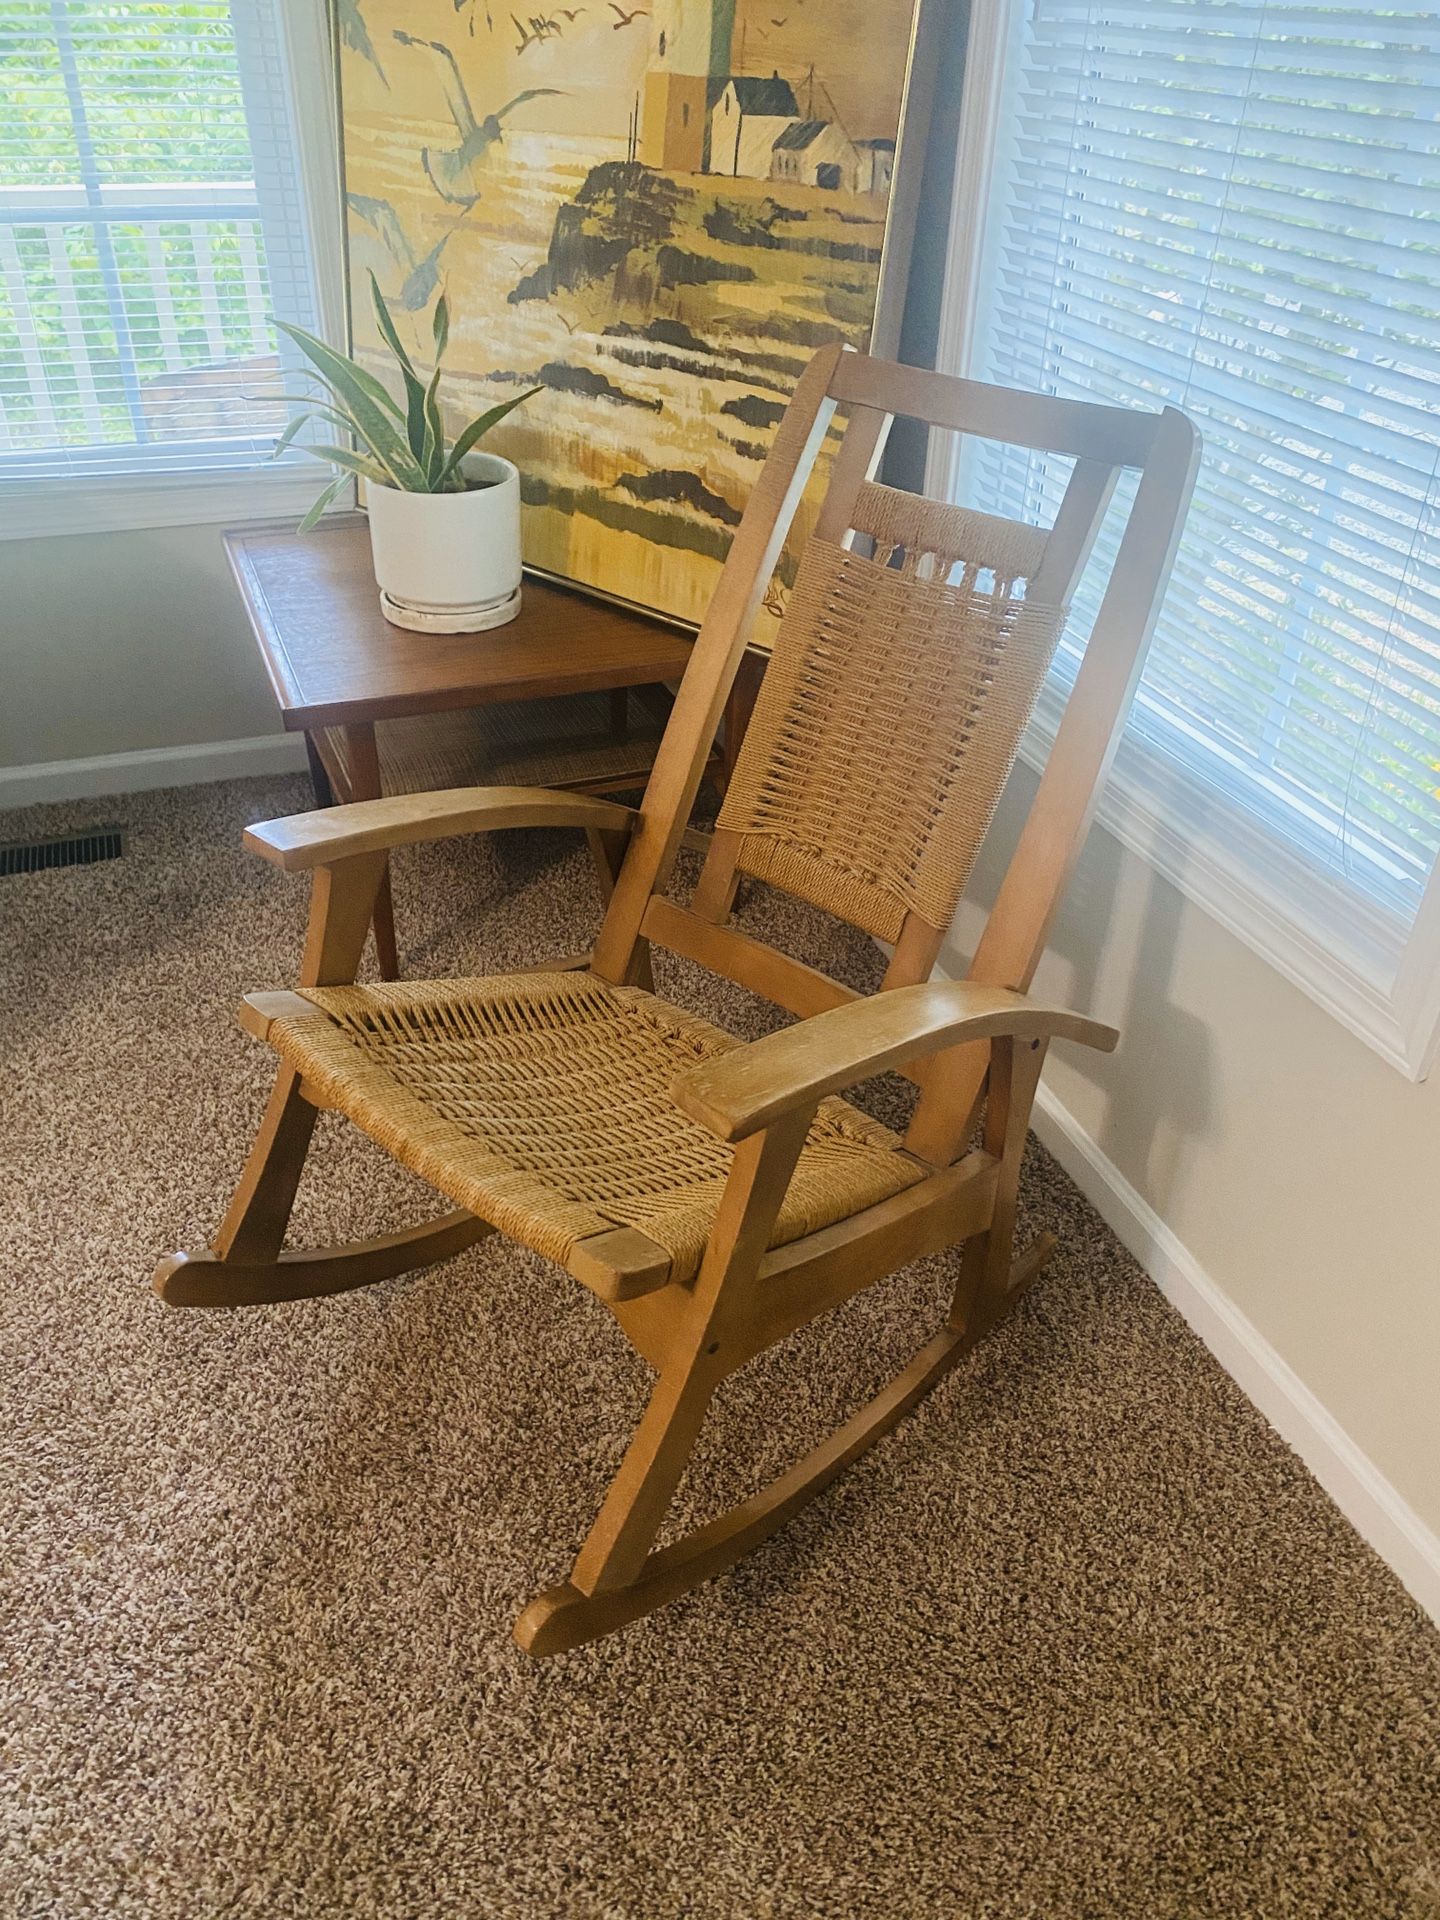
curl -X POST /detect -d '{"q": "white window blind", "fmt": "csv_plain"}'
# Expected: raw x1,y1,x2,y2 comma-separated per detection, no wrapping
959,0,1440,925
0,0,317,480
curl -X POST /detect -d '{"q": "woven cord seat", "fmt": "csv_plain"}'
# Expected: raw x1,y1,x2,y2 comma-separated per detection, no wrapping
269,973,923,1288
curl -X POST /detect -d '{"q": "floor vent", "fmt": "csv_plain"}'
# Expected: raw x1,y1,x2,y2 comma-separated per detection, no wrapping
0,826,125,876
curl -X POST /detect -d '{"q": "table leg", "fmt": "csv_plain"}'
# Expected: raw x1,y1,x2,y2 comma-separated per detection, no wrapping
340,722,400,982
721,649,766,791
303,731,334,808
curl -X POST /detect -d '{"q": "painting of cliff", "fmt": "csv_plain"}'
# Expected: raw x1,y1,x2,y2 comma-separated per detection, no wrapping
337,0,927,633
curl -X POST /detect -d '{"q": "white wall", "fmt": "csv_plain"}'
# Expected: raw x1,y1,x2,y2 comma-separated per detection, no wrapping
947,760,1440,1545
0,524,284,770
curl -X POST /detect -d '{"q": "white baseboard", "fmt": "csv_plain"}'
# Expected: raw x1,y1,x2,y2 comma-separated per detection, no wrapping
1030,1075,1440,1626
0,733,309,808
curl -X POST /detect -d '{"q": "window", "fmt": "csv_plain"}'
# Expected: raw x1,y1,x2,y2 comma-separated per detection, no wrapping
0,0,335,531
941,0,1440,1076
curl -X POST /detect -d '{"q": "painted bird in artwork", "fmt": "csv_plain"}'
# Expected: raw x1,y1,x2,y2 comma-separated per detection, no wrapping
336,0,389,86
346,193,465,312
608,3,647,25
513,11,567,48
392,31,562,205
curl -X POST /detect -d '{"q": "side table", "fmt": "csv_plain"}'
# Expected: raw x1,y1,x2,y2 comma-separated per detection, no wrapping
224,514,743,977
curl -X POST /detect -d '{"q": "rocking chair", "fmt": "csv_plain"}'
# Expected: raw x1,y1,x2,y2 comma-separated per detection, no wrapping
153,347,1198,1655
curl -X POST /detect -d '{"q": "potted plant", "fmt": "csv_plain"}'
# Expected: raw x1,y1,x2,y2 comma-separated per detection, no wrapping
275,275,539,634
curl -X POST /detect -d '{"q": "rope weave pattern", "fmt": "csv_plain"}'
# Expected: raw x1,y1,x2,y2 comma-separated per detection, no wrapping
270,973,922,1287
719,483,1066,941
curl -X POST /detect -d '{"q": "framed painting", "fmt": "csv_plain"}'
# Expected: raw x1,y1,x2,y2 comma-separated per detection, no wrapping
334,0,938,637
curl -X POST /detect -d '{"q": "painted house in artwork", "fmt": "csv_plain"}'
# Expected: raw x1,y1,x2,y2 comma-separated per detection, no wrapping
642,0,738,173
770,119,864,193
858,138,897,195
710,75,801,179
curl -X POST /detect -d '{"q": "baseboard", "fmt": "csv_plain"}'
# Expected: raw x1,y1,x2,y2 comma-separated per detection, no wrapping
0,733,309,808
1030,1076,1440,1627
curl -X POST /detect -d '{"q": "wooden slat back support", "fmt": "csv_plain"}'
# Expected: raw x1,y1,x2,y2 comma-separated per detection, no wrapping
592,349,1199,1162
827,354,1162,465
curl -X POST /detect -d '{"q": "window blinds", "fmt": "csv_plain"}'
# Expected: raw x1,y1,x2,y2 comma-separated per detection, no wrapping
0,0,316,477
962,0,1440,922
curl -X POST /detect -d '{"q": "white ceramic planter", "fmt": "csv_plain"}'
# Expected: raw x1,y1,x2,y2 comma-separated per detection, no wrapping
365,450,523,634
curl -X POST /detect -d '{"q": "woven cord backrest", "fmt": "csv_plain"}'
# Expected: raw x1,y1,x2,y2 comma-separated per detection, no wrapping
714,481,1067,943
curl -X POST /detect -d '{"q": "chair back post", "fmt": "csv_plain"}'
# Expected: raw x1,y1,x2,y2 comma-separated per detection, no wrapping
589,344,845,986
905,403,1200,1163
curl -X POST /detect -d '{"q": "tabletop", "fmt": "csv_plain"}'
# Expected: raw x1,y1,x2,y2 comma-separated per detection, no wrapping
223,513,699,732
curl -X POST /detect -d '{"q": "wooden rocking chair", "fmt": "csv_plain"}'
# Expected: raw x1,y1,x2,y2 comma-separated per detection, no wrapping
153,348,1198,1656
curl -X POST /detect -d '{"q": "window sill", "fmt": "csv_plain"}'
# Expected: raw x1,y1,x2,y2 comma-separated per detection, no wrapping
1,459,346,540
1022,684,1440,1082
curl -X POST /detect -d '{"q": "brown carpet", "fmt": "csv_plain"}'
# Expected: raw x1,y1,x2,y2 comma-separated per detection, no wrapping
3,774,1439,1920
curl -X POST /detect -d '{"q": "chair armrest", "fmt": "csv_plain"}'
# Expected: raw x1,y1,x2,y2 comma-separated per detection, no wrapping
673,982,1118,1143
243,785,638,873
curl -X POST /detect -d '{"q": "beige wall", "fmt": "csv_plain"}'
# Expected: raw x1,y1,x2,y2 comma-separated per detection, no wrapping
946,761,1440,1538
0,524,282,769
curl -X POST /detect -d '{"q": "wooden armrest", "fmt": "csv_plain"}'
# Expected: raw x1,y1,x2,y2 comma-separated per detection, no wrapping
673,982,1118,1143
243,785,638,872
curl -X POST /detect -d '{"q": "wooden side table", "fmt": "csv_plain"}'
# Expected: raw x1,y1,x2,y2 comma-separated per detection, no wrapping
224,514,738,978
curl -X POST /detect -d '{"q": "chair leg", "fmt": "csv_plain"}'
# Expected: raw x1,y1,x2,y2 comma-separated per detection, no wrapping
514,1347,723,1653
571,1354,724,1595
371,863,400,982
153,849,470,1308
211,1064,317,1265
152,1061,310,1302
163,846,663,1322
515,1109,806,1655
152,1060,493,1306
950,1035,1049,1335
514,1234,1051,1659
514,1072,1064,1659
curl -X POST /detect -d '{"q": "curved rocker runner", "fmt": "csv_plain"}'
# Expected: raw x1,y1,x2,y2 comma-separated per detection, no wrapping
152,347,1198,1655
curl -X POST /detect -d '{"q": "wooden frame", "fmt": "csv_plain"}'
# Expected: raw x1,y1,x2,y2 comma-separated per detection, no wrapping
154,346,1198,1655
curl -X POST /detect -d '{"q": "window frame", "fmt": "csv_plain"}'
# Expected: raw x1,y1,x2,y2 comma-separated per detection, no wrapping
933,0,1440,1079
0,0,347,540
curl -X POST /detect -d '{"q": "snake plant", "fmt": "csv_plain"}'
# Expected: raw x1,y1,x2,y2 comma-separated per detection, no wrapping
275,272,540,530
